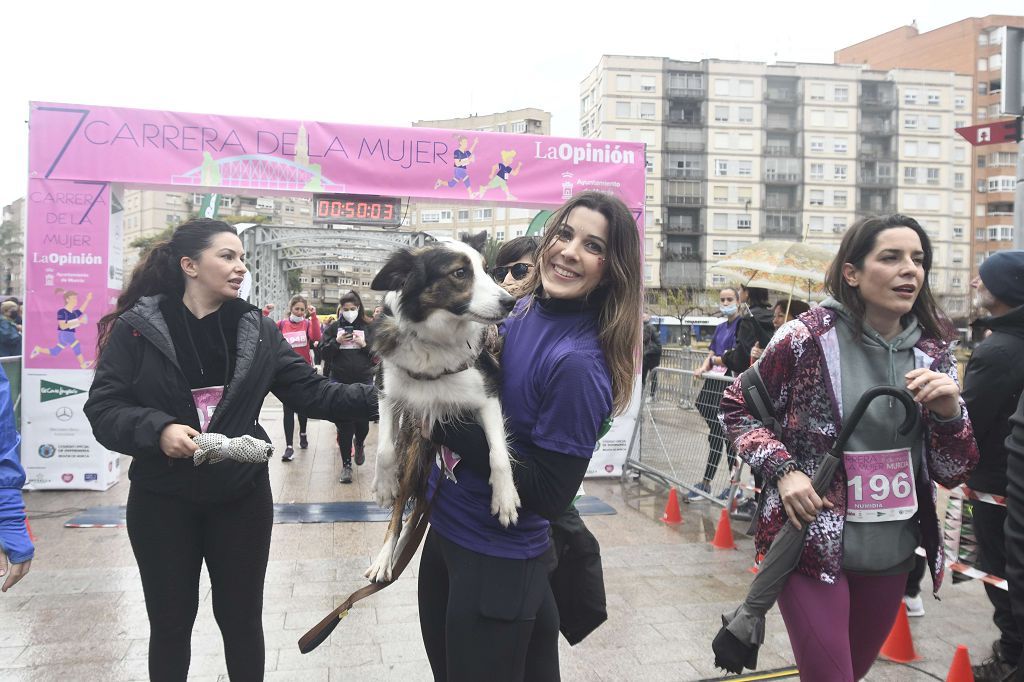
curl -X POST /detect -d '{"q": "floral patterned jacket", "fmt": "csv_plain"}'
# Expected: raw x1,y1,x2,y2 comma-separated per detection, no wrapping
720,306,979,591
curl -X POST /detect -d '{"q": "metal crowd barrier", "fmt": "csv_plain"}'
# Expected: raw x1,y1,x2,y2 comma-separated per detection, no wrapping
658,348,709,372
625,367,745,507
0,355,20,426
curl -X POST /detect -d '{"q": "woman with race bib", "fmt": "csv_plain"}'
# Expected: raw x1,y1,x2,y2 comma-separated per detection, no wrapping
84,219,376,682
277,294,321,462
720,214,978,681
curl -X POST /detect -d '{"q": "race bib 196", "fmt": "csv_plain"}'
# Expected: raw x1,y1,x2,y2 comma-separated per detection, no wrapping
845,447,917,523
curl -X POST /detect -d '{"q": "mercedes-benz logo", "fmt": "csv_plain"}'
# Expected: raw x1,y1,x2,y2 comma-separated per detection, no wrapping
55,407,73,421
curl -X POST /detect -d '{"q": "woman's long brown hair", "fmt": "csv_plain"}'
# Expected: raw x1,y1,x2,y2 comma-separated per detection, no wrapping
519,191,643,415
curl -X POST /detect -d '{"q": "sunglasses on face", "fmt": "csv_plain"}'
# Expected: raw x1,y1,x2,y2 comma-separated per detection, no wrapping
490,263,533,282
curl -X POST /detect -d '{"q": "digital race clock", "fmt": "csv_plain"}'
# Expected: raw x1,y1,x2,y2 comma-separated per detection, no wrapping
312,193,402,227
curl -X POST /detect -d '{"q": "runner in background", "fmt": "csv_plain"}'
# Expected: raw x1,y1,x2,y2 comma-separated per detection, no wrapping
721,214,978,682
277,295,321,462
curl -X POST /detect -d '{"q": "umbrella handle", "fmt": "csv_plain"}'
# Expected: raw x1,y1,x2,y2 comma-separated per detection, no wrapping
833,386,918,453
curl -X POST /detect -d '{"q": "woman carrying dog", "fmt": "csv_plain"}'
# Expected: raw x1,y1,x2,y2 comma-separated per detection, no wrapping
84,219,377,682
321,290,376,484
421,191,642,681
720,214,978,681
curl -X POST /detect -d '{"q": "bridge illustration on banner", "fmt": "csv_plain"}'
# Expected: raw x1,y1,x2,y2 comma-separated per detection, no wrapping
171,153,346,193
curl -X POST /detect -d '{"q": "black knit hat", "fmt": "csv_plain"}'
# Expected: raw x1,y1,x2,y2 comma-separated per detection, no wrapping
980,250,1024,307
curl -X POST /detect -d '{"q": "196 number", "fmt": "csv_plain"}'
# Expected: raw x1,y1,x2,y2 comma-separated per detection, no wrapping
848,472,912,501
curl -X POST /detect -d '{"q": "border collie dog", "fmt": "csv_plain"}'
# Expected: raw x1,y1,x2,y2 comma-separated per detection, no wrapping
365,233,518,582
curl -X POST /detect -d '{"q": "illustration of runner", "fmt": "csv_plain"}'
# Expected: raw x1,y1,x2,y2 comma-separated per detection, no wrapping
434,135,479,197
474,150,522,200
30,289,94,368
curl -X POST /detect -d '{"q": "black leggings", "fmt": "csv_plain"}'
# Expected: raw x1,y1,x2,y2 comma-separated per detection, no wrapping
336,419,369,464
418,530,560,682
126,477,274,682
283,408,308,446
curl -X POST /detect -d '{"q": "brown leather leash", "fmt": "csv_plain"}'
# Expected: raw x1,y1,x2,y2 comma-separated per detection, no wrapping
297,495,434,654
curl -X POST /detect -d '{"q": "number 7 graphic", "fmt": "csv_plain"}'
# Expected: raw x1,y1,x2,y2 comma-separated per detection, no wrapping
35,106,91,179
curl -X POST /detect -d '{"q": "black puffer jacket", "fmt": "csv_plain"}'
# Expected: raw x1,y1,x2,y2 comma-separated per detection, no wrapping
722,304,774,374
321,317,375,384
84,295,377,502
964,305,1024,495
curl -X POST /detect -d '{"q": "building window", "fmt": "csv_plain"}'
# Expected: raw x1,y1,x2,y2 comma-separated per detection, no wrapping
954,146,966,163
990,54,1003,71
904,115,918,129
715,160,729,176
954,95,966,110
737,134,754,151
904,141,918,157
833,164,847,181
833,190,848,208
810,110,826,127
810,84,826,101
810,163,824,180
738,186,752,203
458,210,470,220
616,101,631,118
421,211,440,223
978,58,988,72
640,102,656,120
953,225,964,240
976,228,987,241
834,85,849,102
712,239,727,256
834,111,849,128
641,75,656,92
927,91,940,106
926,142,941,159
738,80,754,97
711,274,726,285
810,190,825,206
714,79,730,96
809,216,824,232
714,105,729,122
736,214,752,229
832,139,848,153
472,208,492,219
925,116,940,131
616,74,631,91
904,167,917,183
715,132,730,149
810,138,824,153
713,213,727,229
904,89,918,105
219,196,233,207
738,106,753,123
737,160,752,177
713,185,729,202
926,168,940,185
644,264,653,283
511,121,527,133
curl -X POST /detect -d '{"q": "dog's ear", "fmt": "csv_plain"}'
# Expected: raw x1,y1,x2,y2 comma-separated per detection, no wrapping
371,249,416,291
460,230,488,254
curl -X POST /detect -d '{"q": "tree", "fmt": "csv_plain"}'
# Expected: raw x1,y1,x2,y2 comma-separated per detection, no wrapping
129,225,175,259
653,287,702,322
0,220,22,297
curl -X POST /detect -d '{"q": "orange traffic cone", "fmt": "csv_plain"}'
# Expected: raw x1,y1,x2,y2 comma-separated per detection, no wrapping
712,508,736,550
661,488,683,525
880,606,921,663
945,645,974,682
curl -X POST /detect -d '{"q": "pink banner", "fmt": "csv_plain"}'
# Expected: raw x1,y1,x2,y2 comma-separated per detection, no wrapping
28,103,646,213
23,178,110,370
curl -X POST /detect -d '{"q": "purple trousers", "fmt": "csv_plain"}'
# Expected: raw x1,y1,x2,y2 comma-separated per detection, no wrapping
778,570,908,681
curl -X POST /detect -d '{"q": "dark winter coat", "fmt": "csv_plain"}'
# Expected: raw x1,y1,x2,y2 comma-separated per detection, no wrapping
84,295,377,502
321,317,375,385
964,305,1024,495
1003,393,1024,676
722,305,774,375
642,322,661,370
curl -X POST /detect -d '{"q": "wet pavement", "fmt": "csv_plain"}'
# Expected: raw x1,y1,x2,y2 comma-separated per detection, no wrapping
2,397,1002,681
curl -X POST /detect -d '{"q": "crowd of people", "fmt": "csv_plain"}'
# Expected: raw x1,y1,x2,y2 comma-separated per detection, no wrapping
1,200,1023,681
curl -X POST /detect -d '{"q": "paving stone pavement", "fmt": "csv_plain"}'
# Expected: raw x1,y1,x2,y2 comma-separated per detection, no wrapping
3,396,1001,681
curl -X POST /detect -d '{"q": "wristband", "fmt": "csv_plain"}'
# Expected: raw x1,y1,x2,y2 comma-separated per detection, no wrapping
774,460,798,482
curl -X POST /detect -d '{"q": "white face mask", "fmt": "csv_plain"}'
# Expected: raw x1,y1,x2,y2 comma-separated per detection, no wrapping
289,314,304,324
341,310,359,323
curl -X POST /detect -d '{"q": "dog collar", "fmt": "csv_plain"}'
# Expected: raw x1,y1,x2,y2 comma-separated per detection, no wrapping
402,359,475,381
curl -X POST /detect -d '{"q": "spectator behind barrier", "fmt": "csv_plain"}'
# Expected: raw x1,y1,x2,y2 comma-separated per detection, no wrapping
0,302,21,357
0,362,33,591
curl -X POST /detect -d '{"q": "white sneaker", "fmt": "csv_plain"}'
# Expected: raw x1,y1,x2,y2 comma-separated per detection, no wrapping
904,594,925,618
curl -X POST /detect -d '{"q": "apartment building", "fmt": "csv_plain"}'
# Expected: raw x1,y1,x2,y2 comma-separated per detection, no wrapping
1,198,25,299
836,16,1024,281
580,55,973,318
410,108,552,242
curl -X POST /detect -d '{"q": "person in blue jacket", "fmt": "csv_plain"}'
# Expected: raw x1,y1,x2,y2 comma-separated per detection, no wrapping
0,363,33,592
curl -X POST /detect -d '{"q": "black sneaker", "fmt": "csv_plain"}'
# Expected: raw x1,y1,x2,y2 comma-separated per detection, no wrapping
972,655,1015,682
299,434,309,449
354,443,366,466
282,446,295,462
339,465,353,484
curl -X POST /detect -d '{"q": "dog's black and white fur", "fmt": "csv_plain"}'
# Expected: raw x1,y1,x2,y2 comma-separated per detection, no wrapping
364,233,519,583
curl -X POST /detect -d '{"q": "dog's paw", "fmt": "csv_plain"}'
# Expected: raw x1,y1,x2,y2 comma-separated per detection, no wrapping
489,473,522,527
371,476,400,509
364,538,397,583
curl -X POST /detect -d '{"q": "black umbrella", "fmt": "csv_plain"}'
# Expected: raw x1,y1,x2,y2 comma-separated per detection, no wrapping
712,385,919,674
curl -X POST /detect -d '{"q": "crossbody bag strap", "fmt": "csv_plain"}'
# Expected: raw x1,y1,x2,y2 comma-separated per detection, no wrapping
739,365,782,439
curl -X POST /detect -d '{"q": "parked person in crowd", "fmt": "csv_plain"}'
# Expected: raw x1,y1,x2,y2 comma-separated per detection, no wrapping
749,299,811,362
0,302,21,357
961,250,1024,681
721,214,978,682
276,295,321,462
490,235,539,299
422,191,642,681
321,290,375,484
689,288,742,501
1004,393,1024,682
84,219,377,682
0,363,32,593
1,298,21,326
642,312,662,396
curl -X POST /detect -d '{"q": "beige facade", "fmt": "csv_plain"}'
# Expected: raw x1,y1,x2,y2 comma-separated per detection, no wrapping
581,55,973,317
1,198,25,299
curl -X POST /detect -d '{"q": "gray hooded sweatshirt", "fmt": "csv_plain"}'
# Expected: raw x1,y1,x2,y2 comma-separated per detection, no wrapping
821,298,924,575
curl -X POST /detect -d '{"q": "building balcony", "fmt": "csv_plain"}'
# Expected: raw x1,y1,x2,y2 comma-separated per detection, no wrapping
860,121,895,136
858,204,898,216
666,116,704,127
664,193,703,206
765,119,798,132
766,89,799,104
664,168,704,180
763,223,802,238
860,95,897,110
858,174,896,187
666,87,705,100
661,260,704,288
764,145,801,156
858,149,894,161
664,141,705,153
664,221,702,235
764,171,801,185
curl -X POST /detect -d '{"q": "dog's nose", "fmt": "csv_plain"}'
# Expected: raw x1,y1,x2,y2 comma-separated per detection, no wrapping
499,291,516,312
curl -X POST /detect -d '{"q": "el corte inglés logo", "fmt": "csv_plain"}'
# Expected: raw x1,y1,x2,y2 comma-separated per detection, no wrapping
40,380,86,403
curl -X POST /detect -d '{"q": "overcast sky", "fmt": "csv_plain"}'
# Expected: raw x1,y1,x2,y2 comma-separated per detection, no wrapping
4,0,1021,206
